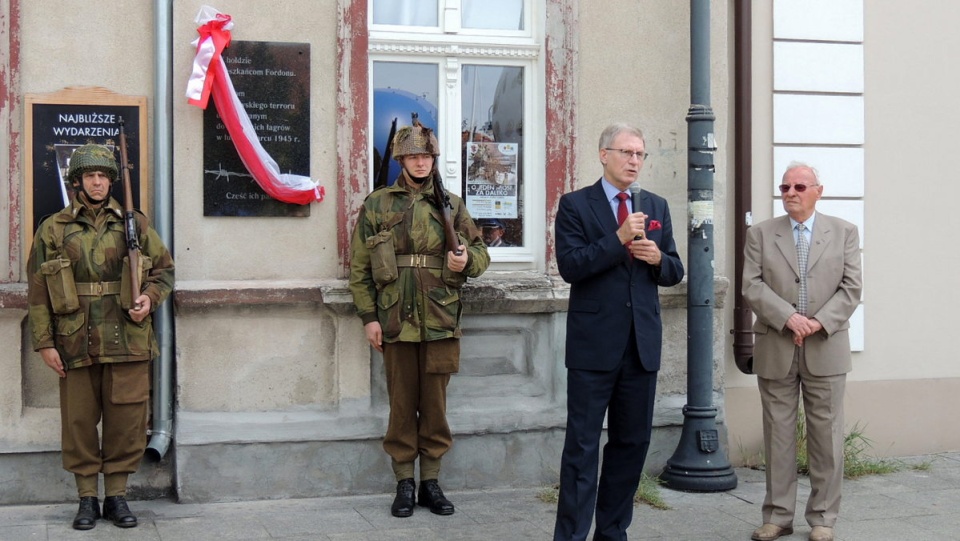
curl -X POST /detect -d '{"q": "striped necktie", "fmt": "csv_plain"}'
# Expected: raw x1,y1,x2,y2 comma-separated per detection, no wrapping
797,223,809,315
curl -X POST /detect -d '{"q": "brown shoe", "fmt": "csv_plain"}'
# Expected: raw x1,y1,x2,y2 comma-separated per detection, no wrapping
752,523,794,541
809,526,834,541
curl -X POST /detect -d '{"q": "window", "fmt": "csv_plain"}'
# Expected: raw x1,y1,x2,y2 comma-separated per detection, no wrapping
369,0,542,267
462,0,524,30
372,1,438,27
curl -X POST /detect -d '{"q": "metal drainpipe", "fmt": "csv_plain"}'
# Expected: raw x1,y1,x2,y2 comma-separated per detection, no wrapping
732,0,754,373
146,0,175,460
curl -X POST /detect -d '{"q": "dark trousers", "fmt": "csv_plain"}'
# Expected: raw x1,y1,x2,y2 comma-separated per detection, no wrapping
554,337,657,541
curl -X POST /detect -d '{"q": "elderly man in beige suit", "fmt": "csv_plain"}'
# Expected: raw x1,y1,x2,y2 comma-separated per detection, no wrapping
743,162,862,541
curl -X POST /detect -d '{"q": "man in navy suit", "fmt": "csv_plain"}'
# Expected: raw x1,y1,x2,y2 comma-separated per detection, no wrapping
553,123,684,541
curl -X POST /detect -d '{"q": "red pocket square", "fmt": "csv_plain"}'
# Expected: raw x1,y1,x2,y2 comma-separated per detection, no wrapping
648,220,662,231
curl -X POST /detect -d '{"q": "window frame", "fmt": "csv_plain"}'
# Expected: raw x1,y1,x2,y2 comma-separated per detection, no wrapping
368,0,544,269
371,0,533,39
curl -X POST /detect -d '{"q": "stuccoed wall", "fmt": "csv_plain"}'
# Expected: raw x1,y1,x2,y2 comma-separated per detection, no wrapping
0,254,730,505
170,277,729,502
0,0,171,504
0,0,734,503
171,0,340,284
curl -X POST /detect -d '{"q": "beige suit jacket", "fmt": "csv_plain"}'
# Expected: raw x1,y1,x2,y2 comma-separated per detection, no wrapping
743,213,863,379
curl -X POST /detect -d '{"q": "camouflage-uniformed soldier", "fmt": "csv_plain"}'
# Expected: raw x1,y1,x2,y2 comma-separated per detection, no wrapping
349,121,489,518
27,144,174,531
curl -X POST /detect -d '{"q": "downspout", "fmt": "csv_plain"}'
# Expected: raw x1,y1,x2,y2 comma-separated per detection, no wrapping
146,0,175,460
732,0,754,373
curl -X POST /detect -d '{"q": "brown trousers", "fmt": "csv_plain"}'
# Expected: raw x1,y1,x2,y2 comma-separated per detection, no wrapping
59,361,151,481
382,339,458,474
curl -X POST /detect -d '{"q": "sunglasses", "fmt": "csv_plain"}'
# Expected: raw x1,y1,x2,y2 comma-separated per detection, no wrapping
778,183,818,194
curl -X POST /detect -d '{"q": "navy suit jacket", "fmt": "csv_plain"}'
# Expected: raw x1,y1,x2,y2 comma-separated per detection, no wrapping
556,179,684,372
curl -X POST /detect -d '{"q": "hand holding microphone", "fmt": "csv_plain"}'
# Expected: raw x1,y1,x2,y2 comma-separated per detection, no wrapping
629,183,645,240
624,183,661,266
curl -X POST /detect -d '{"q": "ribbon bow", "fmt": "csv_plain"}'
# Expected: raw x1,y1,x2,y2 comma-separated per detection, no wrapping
186,5,324,205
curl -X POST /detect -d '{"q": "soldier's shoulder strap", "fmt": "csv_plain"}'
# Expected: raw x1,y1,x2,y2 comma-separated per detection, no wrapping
34,213,67,254
41,209,85,256
375,188,415,232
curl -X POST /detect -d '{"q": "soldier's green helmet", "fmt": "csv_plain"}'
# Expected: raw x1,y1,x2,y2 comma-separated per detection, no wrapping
67,144,118,184
392,116,440,161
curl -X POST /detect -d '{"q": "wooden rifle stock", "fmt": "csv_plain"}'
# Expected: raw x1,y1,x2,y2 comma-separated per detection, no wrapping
432,170,463,256
118,118,142,309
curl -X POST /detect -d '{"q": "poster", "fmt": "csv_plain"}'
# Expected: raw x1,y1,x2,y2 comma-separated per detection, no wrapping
464,141,519,219
25,87,147,242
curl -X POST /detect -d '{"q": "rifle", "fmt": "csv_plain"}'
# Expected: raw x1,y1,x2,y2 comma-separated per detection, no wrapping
432,169,463,257
118,118,142,309
407,112,463,257
374,117,398,190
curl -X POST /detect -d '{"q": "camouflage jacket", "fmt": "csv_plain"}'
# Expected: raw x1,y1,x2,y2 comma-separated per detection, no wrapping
349,176,489,343
27,197,175,369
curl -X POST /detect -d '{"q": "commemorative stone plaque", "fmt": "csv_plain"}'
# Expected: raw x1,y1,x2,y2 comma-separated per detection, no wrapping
203,41,311,217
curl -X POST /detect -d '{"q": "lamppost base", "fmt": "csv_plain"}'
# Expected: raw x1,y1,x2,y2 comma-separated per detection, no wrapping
660,463,738,492
660,406,738,492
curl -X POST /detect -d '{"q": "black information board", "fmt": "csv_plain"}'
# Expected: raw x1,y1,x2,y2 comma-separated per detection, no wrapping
202,41,311,217
25,88,147,240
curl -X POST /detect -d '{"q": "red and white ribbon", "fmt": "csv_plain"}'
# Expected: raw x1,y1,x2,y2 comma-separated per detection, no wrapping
186,5,324,205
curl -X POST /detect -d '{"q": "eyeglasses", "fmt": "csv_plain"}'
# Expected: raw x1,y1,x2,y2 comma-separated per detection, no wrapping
604,148,649,160
778,183,819,193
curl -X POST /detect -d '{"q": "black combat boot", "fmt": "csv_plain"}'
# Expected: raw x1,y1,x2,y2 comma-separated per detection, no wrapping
391,478,416,518
72,496,100,530
418,479,455,515
102,495,138,528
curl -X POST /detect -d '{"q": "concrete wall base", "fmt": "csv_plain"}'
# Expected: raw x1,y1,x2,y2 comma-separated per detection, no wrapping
174,425,687,504
0,450,173,505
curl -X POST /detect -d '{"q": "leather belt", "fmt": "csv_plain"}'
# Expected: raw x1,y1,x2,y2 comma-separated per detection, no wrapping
75,281,122,296
395,254,444,269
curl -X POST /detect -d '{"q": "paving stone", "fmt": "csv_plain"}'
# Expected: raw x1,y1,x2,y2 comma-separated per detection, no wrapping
2,459,959,541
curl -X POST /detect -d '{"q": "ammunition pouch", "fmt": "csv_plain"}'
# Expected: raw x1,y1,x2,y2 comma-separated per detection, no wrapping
40,258,80,314
366,231,398,286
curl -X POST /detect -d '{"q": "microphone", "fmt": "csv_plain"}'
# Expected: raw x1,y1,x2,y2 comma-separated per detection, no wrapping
629,182,644,240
